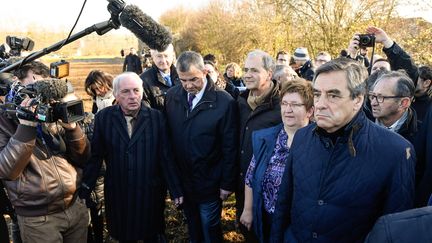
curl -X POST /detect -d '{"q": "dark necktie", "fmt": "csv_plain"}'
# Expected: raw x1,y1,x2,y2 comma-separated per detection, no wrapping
188,93,196,111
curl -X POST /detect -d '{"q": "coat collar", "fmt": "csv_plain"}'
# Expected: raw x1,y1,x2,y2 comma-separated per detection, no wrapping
112,102,150,144
151,65,179,87
171,77,218,120
314,110,366,157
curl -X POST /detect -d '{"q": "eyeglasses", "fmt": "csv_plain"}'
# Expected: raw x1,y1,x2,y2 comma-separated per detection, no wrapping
368,93,407,103
281,102,305,109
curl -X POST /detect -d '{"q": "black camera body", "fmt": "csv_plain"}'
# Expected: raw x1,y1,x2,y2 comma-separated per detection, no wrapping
6,36,34,53
358,34,375,47
34,100,84,123
5,82,84,123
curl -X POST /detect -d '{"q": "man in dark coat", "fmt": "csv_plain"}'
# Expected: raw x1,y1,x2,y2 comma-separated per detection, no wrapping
413,66,432,123
164,51,238,243
81,72,183,242
123,48,142,75
369,71,432,207
140,44,179,110
292,47,315,81
236,50,281,242
270,58,415,243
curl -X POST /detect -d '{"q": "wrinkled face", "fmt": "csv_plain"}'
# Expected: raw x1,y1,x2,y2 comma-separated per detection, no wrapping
281,92,312,129
243,55,272,94
371,61,391,74
114,76,143,114
178,65,206,95
313,71,363,133
370,77,405,120
226,67,235,78
151,47,175,73
205,64,219,82
277,54,290,65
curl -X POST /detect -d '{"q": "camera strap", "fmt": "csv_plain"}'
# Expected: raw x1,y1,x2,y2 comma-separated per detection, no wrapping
368,41,376,75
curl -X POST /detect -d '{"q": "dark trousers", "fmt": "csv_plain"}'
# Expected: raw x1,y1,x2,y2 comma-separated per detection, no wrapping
183,199,222,243
0,215,9,243
87,205,104,243
235,183,259,243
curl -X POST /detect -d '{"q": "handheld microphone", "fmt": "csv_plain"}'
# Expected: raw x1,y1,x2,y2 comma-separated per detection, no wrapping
119,5,173,51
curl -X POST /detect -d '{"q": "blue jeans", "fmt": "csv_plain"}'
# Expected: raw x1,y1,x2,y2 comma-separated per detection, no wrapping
183,199,222,243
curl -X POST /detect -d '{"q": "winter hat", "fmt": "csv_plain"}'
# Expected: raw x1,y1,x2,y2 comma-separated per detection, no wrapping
293,47,310,61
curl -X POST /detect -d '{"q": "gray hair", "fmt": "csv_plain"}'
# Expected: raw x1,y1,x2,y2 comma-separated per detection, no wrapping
374,70,415,97
273,64,297,80
113,72,143,96
176,51,205,73
313,58,368,99
246,50,275,72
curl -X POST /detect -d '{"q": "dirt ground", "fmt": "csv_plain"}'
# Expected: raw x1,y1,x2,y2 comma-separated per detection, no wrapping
66,59,244,242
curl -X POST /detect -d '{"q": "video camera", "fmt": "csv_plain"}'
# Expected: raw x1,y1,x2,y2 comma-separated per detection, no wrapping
0,36,34,59
3,80,84,123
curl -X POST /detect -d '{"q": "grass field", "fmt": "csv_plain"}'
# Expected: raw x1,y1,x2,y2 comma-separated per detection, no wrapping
66,59,244,242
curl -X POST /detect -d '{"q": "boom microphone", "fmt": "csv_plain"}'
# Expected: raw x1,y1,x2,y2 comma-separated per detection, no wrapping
32,79,68,103
119,5,173,51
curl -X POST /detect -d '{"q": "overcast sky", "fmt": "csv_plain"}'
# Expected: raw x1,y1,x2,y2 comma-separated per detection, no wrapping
1,0,431,33
1,0,208,33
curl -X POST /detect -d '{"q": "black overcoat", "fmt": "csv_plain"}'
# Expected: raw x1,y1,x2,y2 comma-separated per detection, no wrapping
164,79,239,203
83,103,182,240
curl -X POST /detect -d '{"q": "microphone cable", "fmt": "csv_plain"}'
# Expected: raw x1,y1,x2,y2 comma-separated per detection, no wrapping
18,0,88,70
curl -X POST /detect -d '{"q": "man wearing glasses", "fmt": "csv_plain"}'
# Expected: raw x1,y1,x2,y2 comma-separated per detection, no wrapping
369,71,432,207
271,58,415,243
369,71,416,134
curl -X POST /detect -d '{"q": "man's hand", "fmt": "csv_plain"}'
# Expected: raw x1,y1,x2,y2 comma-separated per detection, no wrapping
219,189,232,201
58,120,77,130
174,196,184,209
240,208,253,231
347,34,360,57
17,97,38,127
366,26,394,49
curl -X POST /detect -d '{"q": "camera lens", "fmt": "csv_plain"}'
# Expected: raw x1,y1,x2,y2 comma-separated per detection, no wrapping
361,36,370,45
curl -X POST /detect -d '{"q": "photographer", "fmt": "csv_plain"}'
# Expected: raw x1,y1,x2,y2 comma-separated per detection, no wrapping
0,62,90,242
366,26,419,84
346,36,371,68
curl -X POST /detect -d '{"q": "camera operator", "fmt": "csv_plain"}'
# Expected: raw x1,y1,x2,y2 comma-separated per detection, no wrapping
0,61,90,243
13,60,50,86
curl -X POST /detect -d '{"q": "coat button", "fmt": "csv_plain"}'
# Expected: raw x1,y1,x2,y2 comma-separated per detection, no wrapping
324,142,330,148
318,200,324,206
241,150,244,154
240,172,243,177
245,126,249,130
312,232,318,238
